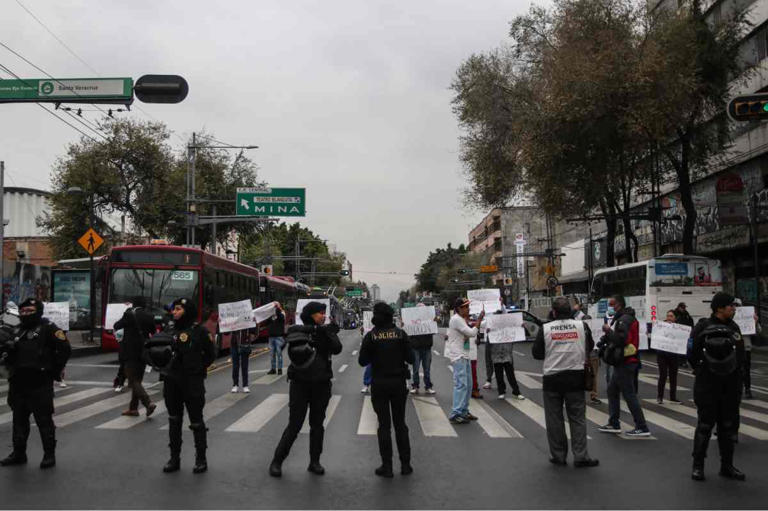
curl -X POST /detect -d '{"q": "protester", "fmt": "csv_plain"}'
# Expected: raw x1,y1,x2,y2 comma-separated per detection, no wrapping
445,298,483,424
230,329,252,393
597,295,651,437
486,310,524,401
409,305,435,395
675,302,694,369
689,292,745,481
656,310,682,405
266,303,286,375
113,304,158,417
358,303,414,477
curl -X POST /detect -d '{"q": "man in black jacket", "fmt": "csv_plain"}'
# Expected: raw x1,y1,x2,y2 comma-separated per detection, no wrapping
359,302,414,477
269,301,342,478
114,301,157,417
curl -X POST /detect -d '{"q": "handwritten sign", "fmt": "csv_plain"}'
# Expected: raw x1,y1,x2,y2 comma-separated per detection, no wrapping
486,313,527,343
43,302,70,331
363,310,373,335
467,288,501,315
253,302,278,325
650,321,692,355
105,303,132,331
401,306,438,336
295,299,331,325
734,306,756,336
218,299,256,333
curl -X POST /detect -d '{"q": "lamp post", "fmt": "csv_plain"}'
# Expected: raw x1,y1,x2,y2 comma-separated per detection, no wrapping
67,186,96,345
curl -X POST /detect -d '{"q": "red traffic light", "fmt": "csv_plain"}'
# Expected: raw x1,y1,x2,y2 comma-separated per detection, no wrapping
133,74,188,104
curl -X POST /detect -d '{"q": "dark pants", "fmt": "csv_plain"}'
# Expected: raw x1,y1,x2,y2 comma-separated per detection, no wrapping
607,363,647,430
232,350,250,387
495,362,520,395
656,352,679,401
692,372,741,468
273,380,331,464
411,348,432,389
543,389,589,462
371,381,410,466
163,376,206,457
743,352,752,393
114,361,126,388
484,343,494,383
125,365,151,411
7,382,56,455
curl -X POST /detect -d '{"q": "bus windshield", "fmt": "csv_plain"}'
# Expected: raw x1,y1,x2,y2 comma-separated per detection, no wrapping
109,268,199,318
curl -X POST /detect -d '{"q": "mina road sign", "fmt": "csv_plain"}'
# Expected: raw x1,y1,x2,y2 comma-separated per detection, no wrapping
0,78,133,104
236,187,306,217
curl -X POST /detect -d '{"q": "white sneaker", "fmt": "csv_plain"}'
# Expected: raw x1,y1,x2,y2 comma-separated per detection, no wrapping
243,386,250,393
57,381,68,388
231,386,239,393
361,386,369,394
426,388,436,395
498,394,506,400
409,387,418,394
114,386,123,393
511,393,526,401
482,381,492,390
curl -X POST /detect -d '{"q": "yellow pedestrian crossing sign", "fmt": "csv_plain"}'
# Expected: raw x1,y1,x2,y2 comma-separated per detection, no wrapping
78,228,104,255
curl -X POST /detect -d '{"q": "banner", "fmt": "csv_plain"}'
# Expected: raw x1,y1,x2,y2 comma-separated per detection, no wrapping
486,313,527,343
467,288,501,315
363,310,373,335
43,302,70,331
650,321,692,355
734,306,757,336
218,299,256,333
105,303,132,331
401,306,438,336
253,302,278,325
295,299,331,325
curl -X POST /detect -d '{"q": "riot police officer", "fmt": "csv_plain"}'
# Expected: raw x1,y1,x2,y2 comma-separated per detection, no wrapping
358,302,414,477
153,298,215,474
0,298,71,469
689,292,745,482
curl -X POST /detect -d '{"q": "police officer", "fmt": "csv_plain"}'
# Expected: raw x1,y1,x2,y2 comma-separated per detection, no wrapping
358,302,414,477
269,301,342,478
689,292,745,482
158,298,215,474
0,298,70,469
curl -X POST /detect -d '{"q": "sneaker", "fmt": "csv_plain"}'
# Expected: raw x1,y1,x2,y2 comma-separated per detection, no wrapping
598,424,622,434
425,388,436,395
670,399,683,404
114,386,123,393
449,415,468,424
267,369,276,375
361,386,369,394
463,413,478,421
625,428,651,437
243,386,250,393
57,381,68,388
590,397,602,405
410,387,418,395
231,386,239,393
511,393,525,401
498,394,506,400
482,381,492,390
574,458,600,468
657,398,663,404
277,369,283,375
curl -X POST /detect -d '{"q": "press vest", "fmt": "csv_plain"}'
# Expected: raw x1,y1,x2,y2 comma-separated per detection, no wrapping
542,319,586,376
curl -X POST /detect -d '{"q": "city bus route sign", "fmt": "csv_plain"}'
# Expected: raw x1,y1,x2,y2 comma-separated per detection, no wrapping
236,187,306,217
78,228,104,255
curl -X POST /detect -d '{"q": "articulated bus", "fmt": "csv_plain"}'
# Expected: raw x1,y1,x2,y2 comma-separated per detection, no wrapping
587,254,722,349
101,245,306,353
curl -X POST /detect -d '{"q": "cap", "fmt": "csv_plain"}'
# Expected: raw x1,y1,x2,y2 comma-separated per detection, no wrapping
677,302,687,309
453,297,471,310
710,292,735,312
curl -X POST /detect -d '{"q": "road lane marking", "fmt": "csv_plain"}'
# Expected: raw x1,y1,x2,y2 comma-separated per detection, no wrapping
411,396,457,437
352,350,358,356
433,350,440,357
585,406,655,440
251,373,283,385
743,399,768,411
0,388,115,425
247,369,269,374
96,402,167,429
160,392,250,430
54,390,159,428
338,364,348,373
504,396,573,438
621,401,694,439
513,351,526,357
301,395,341,434
225,394,289,433
472,400,522,438
515,372,543,390
642,399,768,440
637,374,690,391
357,396,377,435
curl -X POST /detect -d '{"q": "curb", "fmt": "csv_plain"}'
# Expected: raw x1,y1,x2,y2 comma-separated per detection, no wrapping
70,346,103,358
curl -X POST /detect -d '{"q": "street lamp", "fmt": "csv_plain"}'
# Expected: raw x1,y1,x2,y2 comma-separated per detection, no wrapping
67,186,96,346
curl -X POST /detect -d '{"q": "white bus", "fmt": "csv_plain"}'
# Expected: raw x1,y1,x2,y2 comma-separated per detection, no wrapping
587,255,722,349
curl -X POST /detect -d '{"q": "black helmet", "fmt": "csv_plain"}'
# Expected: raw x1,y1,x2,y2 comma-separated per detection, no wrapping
700,324,738,376
143,331,175,371
286,329,316,370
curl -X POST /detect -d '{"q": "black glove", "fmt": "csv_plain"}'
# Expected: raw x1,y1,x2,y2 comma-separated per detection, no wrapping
321,323,340,335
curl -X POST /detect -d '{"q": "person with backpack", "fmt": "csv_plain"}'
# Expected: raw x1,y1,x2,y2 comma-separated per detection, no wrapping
113,302,158,417
597,295,650,437
689,292,746,482
269,301,342,478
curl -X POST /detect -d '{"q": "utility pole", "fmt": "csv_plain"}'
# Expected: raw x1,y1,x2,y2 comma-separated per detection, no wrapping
751,193,761,314
211,204,217,254
88,193,95,345
0,162,4,311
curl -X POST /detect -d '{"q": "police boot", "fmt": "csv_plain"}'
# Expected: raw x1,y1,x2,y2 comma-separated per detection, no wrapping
0,451,27,466
39,422,56,469
719,465,746,481
163,416,182,473
2,420,29,466
691,461,705,481
375,460,394,478
190,422,208,474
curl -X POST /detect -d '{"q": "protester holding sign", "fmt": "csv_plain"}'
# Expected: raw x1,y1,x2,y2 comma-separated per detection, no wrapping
230,329,252,393
445,298,484,424
485,311,524,401
406,305,436,395
654,311,684,404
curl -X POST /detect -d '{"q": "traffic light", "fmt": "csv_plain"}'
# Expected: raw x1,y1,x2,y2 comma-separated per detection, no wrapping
728,93,768,121
457,269,466,274
339,270,350,276
133,74,189,104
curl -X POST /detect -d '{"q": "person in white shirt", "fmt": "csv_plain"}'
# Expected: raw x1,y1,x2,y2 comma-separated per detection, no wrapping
446,298,484,424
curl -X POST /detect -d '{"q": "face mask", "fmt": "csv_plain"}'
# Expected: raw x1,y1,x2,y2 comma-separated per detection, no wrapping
19,314,39,328
606,306,615,316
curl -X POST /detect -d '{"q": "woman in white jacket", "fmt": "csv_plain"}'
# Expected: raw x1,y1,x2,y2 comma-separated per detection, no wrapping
446,298,484,424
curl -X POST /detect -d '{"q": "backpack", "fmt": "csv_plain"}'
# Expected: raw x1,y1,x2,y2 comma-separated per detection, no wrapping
598,334,625,367
285,329,316,370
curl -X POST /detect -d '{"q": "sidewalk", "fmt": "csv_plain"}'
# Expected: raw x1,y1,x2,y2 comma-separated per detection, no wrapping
68,329,102,358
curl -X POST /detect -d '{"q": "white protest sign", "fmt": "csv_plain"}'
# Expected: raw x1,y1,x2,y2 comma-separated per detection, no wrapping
650,321,692,355
218,299,256,333
363,310,374,335
401,306,438,336
43,302,70,331
253,302,278,325
467,288,501,315
295,299,331,325
734,306,757,336
105,303,132,331
486,313,527,343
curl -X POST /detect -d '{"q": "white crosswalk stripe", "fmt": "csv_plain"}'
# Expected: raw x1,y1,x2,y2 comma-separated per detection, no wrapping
0,388,109,426
96,403,166,430
338,364,348,373
516,372,543,390
357,396,377,435
742,399,768,411
637,374,690,391
411,396,457,437
0,384,8,394
301,395,341,434
585,406,656,440
225,394,289,433
55,391,159,428
160,392,250,430
472,400,522,438
643,399,768,441
621,402,694,439
251,373,284,385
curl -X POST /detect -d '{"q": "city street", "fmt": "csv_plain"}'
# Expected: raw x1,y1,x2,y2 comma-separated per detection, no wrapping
1,330,767,509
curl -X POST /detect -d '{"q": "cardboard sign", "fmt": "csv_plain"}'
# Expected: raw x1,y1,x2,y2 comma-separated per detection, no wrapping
105,303,132,331
734,306,757,336
467,288,502,315
401,306,438,336
295,299,331,325
218,299,256,333
43,302,70,331
650,321,692,355
253,302,278,324
486,313,527,343
363,310,373,335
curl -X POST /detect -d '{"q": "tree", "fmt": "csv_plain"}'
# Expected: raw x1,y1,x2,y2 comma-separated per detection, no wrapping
414,243,467,293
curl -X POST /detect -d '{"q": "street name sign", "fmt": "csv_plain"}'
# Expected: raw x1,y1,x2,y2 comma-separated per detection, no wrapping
0,78,133,104
345,289,363,297
236,187,306,217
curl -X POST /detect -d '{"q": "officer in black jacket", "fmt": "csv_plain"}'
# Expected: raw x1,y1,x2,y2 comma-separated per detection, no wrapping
359,302,414,477
689,292,745,482
0,298,71,469
161,298,215,474
269,301,342,478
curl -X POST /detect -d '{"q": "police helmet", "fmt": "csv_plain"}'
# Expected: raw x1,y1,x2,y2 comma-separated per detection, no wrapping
143,331,175,370
285,329,316,370
700,324,738,376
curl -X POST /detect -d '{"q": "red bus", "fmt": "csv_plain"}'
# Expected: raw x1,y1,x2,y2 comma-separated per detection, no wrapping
100,245,305,353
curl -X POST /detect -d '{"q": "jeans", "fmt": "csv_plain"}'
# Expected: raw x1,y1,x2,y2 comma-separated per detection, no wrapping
608,363,647,430
543,389,589,462
232,349,250,387
450,358,471,419
269,336,284,370
363,364,372,386
411,348,432,389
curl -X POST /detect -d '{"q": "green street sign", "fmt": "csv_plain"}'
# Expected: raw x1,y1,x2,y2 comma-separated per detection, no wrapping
236,187,306,217
345,289,363,297
0,78,133,104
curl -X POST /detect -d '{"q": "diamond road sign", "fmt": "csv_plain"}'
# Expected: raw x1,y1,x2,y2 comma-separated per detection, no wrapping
0,78,133,104
236,187,306,217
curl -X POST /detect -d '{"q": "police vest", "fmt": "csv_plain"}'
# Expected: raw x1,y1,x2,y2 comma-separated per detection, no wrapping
542,319,586,376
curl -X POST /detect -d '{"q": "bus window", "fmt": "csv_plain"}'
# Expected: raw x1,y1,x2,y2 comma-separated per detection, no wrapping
109,268,199,319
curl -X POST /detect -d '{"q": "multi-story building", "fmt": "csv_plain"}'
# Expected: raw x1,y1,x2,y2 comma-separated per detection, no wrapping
371,284,380,302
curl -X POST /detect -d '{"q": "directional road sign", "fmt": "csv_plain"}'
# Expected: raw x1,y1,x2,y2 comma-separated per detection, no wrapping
345,289,363,297
0,78,133,104
236,187,306,217
78,228,104,255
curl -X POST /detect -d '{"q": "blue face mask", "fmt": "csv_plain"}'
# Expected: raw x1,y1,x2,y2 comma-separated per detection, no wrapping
606,306,615,316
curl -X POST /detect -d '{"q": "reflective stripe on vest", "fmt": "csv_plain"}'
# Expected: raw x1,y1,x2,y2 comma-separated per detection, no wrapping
542,319,586,376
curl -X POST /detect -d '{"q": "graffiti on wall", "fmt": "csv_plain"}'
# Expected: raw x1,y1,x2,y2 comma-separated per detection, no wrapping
2,262,51,306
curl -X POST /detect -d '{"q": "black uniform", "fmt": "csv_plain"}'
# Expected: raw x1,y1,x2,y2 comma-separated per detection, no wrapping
114,307,156,412
358,323,414,474
689,315,744,472
1,299,70,468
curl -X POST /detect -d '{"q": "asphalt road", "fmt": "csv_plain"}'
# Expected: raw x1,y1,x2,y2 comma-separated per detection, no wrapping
1,329,767,509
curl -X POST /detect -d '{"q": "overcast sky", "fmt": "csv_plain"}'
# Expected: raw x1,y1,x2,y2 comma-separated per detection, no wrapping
0,0,546,302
